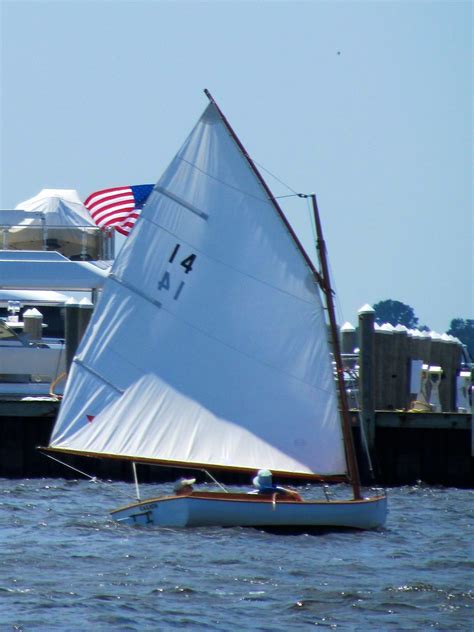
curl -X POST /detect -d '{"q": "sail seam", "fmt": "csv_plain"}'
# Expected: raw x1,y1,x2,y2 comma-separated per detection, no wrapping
204,99,324,289
176,156,323,286
111,220,333,395
176,157,271,206
164,156,323,289
135,217,322,309
109,279,336,397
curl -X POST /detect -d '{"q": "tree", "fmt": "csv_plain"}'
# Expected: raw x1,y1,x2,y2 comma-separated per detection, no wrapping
372,299,419,328
448,319,474,359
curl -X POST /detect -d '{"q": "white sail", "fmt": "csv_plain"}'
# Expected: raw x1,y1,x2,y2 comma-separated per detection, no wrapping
49,101,346,477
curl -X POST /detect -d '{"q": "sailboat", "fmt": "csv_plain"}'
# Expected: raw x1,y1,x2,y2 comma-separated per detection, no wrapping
45,90,387,531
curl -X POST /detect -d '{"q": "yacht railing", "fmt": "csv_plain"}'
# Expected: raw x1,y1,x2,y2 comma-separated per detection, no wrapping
0,211,115,260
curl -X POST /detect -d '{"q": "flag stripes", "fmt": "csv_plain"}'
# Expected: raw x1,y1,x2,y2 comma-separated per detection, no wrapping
84,185,154,236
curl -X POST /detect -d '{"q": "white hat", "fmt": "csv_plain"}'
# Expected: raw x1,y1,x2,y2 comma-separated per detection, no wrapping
252,469,273,488
173,477,196,492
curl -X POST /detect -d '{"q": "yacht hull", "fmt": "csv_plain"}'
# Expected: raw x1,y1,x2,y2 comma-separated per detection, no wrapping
111,492,388,530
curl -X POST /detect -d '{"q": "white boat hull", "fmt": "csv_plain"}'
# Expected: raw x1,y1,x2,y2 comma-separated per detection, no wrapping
111,492,387,531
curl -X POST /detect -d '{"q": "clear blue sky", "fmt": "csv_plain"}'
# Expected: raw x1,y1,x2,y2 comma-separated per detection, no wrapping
1,0,472,332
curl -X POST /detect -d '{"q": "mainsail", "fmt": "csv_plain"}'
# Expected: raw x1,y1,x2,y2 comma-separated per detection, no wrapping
49,97,347,478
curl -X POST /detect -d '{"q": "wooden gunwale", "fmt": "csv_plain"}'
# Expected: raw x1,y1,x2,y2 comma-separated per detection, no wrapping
111,492,387,514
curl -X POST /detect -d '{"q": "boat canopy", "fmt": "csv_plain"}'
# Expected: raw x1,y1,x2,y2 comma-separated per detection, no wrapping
2,189,107,260
16,188,92,219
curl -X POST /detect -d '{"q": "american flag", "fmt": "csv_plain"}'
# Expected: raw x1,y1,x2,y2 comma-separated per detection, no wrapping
84,184,154,236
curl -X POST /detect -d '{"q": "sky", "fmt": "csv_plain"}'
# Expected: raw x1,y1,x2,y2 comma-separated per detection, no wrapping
0,0,472,332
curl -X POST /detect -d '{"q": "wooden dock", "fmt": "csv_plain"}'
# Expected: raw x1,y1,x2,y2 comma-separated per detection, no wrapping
352,410,472,487
0,399,472,487
1,303,472,486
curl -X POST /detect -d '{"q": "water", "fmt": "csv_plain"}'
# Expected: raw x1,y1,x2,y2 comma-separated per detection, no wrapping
0,480,472,631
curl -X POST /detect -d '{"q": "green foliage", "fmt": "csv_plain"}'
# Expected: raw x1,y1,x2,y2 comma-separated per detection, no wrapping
448,319,474,359
372,299,419,328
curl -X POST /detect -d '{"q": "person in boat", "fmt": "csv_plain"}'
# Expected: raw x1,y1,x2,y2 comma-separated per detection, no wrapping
251,469,302,501
173,477,196,496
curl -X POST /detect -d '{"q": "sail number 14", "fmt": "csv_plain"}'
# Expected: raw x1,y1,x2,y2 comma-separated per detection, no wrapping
158,243,197,300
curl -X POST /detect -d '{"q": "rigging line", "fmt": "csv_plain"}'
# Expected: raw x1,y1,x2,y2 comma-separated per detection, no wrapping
155,159,323,288
252,159,299,195
178,157,271,205
203,470,230,493
41,452,140,501
357,409,375,478
274,194,307,200
41,450,99,481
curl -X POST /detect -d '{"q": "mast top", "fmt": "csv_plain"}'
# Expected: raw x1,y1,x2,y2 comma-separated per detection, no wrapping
204,88,214,102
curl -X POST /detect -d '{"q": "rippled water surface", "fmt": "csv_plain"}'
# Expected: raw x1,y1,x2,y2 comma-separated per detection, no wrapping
0,480,472,630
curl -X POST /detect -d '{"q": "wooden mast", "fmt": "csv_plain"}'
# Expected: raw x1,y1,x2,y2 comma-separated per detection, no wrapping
310,194,362,500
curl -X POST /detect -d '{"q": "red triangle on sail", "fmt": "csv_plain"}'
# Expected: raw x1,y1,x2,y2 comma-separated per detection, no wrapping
86,415,95,423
